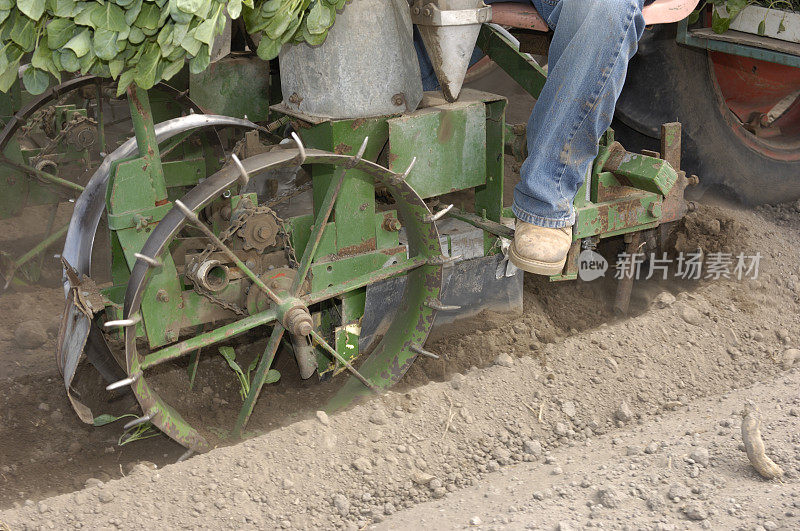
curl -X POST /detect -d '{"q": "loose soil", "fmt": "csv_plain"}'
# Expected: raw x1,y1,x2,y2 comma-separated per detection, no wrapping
1,194,799,529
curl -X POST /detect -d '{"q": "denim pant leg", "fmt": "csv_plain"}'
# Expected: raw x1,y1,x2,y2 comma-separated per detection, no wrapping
513,0,646,228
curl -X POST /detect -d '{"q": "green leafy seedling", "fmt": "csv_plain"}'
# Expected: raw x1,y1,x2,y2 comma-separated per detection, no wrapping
119,422,159,445
219,345,280,401
93,413,160,446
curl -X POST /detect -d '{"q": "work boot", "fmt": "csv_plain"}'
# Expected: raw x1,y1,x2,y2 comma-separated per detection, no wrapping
509,220,572,276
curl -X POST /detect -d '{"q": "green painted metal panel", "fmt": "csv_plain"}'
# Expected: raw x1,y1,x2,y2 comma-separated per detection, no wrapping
189,57,271,121
574,193,661,239
105,89,184,349
387,101,487,199
309,248,407,293
287,211,400,263
108,157,184,349
162,158,206,188
329,121,384,252
375,211,401,250
612,153,677,196
299,117,387,255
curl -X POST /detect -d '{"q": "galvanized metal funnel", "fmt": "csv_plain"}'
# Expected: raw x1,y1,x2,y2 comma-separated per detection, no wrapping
411,0,491,102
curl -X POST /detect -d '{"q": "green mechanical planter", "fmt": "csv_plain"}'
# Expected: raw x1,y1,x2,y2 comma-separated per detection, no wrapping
44,0,693,453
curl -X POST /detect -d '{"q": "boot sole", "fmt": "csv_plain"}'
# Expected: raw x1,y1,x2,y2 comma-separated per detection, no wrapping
508,242,567,276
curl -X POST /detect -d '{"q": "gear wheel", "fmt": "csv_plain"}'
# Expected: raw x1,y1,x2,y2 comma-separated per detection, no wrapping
240,212,280,252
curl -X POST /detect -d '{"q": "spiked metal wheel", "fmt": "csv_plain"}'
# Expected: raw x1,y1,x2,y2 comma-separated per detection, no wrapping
109,137,445,451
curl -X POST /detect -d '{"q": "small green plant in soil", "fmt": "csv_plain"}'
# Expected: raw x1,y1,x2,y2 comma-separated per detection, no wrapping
218,346,280,402
93,413,160,446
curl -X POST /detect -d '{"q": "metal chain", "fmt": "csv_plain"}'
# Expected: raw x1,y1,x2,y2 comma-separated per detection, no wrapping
186,179,311,314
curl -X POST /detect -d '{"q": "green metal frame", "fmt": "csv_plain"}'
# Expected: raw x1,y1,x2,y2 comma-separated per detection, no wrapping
676,18,800,69
97,25,682,352
286,89,507,375
72,20,694,451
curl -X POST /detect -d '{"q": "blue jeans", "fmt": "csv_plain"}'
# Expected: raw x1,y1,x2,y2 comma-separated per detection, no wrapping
415,0,646,228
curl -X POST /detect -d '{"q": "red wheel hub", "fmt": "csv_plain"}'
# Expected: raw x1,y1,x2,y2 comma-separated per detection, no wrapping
710,51,800,161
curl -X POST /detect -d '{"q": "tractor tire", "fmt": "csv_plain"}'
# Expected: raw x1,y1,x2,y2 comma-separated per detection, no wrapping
614,24,800,205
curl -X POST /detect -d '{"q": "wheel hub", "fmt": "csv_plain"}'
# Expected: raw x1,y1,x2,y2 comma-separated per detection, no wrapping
280,302,313,337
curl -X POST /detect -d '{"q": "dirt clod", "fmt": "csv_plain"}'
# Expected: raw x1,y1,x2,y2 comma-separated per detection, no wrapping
683,502,708,521
493,352,514,367
14,321,47,350
332,494,350,516
316,410,330,426
614,401,633,423
690,446,710,467
369,409,388,426
678,304,703,326
652,291,677,308
782,348,800,370
597,486,621,508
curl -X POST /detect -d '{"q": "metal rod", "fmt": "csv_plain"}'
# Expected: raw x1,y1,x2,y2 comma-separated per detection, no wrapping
428,204,454,223
95,79,106,156
123,411,154,430
173,200,284,306
231,153,249,186
401,157,417,179
309,329,379,394
127,85,167,203
176,449,195,463
303,256,428,306
106,375,138,391
141,308,278,370
446,207,515,239
0,156,85,192
32,204,59,277
3,222,70,289
350,137,368,165
265,116,290,134
104,314,142,329
233,324,285,438
411,345,440,360
613,232,642,316
134,252,162,268
157,130,195,159
425,298,461,311
187,347,202,390
290,132,306,165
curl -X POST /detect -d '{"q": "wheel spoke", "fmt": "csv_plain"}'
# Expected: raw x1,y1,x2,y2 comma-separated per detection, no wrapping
302,255,429,306
233,324,285,438
309,329,379,394
140,308,278,370
291,137,370,295
291,166,348,295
